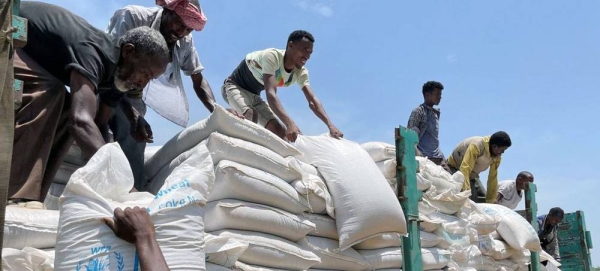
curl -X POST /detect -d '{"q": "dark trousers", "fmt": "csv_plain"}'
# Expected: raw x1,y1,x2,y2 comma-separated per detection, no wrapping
470,178,487,203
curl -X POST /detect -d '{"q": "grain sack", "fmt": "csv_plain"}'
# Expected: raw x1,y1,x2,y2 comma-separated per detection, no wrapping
205,200,315,241
376,159,397,179
298,236,371,270
360,141,395,162
420,213,443,233
421,231,444,248
509,249,531,267
206,263,233,271
146,141,207,194
210,230,320,270
416,157,462,194
295,135,406,251
145,105,300,180
448,244,482,263
353,233,402,250
422,247,452,270
3,207,59,249
302,213,338,240
205,234,249,267
232,262,288,271
55,143,213,271
477,234,515,260
144,145,162,163
358,247,403,269
210,161,310,214
288,158,334,216
207,132,301,182
2,247,55,271
475,204,541,252
422,189,471,215
436,219,477,249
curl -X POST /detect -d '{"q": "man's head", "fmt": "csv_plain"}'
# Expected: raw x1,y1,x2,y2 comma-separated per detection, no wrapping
546,207,565,226
156,0,206,47
422,81,444,106
115,26,169,92
286,30,315,69
489,131,512,157
515,171,534,190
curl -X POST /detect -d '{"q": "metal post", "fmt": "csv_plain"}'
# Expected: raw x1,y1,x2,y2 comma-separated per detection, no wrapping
525,182,541,271
395,126,422,271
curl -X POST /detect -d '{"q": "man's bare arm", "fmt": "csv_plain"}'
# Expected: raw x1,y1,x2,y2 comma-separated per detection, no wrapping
191,72,216,113
301,85,343,138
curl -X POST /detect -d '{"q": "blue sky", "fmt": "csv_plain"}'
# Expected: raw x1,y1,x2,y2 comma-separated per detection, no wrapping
38,0,599,265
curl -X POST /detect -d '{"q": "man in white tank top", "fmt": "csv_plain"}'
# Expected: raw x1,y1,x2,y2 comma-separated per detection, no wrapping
495,171,534,209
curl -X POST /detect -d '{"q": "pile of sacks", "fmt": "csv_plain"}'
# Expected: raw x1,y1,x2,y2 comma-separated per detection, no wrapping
143,106,410,270
364,141,560,271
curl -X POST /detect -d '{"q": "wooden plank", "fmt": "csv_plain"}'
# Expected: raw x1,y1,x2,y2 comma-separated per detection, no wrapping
11,15,27,48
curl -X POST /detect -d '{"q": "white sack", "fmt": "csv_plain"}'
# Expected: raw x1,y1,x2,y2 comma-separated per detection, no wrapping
3,207,59,249
144,145,162,163
287,158,334,216
210,230,320,270
358,247,403,269
422,247,452,270
477,234,516,260
146,141,207,194
298,236,371,271
475,203,541,252
422,189,471,215
205,200,315,241
416,157,462,194
205,234,249,267
287,157,320,176
301,213,338,240
353,233,402,250
232,262,288,271
421,231,444,248
55,143,213,271
207,132,301,182
360,141,395,162
295,135,407,250
2,247,55,271
209,160,310,214
145,105,300,180
205,263,233,271
419,213,443,233
376,159,397,179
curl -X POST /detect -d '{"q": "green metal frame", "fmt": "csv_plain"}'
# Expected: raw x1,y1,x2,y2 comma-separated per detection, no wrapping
395,126,422,271
525,182,541,271
558,211,593,270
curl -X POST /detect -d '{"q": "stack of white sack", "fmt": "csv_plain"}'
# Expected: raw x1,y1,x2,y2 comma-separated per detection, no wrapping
52,142,213,271
362,144,551,271
2,247,55,271
144,106,356,270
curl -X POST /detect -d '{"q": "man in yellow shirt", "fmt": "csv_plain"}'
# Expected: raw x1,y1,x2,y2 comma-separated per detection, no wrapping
446,131,512,203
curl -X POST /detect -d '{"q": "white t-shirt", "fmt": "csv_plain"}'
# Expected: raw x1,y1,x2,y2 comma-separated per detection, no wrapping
496,180,522,210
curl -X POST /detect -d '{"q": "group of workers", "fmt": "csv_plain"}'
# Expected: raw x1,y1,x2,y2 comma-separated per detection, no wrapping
4,0,564,268
408,81,564,263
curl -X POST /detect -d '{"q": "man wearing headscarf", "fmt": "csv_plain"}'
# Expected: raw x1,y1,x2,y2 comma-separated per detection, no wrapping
107,0,219,190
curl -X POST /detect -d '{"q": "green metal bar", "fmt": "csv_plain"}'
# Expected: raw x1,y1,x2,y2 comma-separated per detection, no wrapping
525,182,541,271
395,126,422,271
12,0,19,16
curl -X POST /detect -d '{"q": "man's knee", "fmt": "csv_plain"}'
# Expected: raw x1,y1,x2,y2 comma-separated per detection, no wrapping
242,108,259,123
265,119,286,139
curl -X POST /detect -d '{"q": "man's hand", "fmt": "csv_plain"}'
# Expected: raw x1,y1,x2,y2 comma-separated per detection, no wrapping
329,125,344,139
286,124,302,142
102,207,155,244
131,115,154,143
225,108,245,119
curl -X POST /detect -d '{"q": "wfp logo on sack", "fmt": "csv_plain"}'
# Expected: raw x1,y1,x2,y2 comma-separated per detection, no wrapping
76,245,139,271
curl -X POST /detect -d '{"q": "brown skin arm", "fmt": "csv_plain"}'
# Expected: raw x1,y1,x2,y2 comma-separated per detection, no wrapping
103,207,170,271
118,98,154,143
68,70,106,159
301,85,343,139
191,72,216,113
263,74,300,137
495,192,504,204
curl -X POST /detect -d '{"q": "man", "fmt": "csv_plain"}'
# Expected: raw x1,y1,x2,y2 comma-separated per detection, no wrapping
538,207,565,263
9,2,169,208
495,171,534,209
222,30,343,142
107,0,218,190
407,81,449,171
104,207,170,271
446,131,512,203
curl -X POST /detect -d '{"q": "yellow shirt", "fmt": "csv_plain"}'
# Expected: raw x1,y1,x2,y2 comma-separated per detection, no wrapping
448,136,501,203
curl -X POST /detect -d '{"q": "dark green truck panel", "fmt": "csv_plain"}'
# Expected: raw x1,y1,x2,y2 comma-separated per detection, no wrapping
558,211,593,271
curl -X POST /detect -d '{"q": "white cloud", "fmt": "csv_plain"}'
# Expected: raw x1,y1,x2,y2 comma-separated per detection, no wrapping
296,0,334,18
